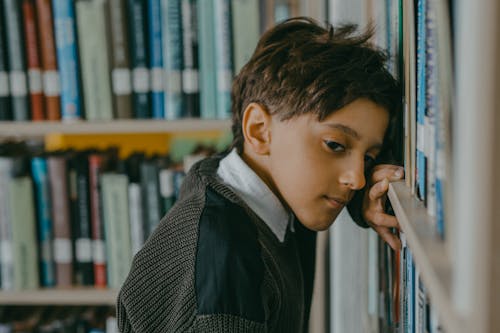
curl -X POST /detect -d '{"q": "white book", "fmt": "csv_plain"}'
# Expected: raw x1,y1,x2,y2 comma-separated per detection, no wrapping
128,182,144,256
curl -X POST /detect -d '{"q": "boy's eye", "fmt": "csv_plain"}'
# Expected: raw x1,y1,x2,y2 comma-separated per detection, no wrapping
324,140,345,152
364,155,376,170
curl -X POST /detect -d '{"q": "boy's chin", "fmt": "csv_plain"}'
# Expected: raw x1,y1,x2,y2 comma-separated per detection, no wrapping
300,216,338,232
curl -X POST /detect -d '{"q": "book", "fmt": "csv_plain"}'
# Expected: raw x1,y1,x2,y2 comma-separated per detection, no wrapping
68,151,94,286
107,0,133,119
125,152,144,255
181,0,200,117
0,0,10,120
148,0,165,119
162,0,184,119
35,0,61,120
231,0,260,74
3,0,30,121
197,0,217,119
127,0,150,118
100,172,132,289
31,156,57,287
213,0,234,119
47,153,73,287
140,157,161,238
22,0,44,121
52,0,82,120
75,0,113,121
9,175,39,290
0,156,14,289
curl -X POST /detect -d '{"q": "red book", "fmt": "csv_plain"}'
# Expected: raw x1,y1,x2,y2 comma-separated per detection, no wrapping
35,0,61,120
22,0,44,120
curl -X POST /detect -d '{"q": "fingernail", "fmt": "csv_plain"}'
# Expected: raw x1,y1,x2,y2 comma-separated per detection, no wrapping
394,169,404,178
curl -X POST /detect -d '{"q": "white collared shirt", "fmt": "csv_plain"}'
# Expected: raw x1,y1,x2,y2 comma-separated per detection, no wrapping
217,149,294,242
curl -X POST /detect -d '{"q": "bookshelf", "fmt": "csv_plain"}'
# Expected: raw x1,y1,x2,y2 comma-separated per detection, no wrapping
0,119,232,137
0,288,117,306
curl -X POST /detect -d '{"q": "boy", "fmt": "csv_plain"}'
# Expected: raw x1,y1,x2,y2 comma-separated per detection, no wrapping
117,17,403,333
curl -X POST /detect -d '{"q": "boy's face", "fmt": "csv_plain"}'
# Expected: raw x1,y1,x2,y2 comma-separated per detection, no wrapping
267,98,389,231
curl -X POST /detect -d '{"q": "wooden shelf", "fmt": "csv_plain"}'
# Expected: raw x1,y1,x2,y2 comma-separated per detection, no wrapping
387,181,463,333
0,288,118,305
0,119,232,137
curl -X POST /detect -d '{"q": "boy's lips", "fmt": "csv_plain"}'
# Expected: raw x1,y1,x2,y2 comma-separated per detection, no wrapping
323,195,347,209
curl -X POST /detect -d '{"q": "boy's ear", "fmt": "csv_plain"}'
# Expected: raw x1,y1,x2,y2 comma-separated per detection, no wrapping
242,102,272,155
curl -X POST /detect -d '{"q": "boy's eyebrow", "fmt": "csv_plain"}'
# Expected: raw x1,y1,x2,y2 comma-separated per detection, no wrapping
325,123,383,150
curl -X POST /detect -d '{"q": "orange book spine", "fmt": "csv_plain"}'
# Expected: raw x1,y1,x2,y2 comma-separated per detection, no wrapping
35,0,61,120
22,0,44,120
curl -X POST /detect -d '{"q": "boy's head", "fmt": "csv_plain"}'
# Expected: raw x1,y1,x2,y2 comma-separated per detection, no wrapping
230,17,401,231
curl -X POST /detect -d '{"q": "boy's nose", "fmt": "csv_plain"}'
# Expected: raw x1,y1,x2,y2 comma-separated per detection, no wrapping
338,160,366,190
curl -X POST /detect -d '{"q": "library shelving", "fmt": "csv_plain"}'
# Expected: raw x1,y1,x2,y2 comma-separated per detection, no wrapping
0,288,117,306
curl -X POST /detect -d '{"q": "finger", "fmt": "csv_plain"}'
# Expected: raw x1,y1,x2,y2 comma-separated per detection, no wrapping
374,226,402,251
368,178,389,201
368,212,400,230
370,165,404,184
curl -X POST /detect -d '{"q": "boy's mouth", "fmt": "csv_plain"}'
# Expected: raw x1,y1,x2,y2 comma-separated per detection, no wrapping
323,195,347,209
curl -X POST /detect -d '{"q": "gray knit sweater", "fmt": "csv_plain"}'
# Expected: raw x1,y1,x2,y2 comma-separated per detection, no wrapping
117,154,316,332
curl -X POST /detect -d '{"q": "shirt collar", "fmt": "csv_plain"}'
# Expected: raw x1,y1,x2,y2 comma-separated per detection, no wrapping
217,149,293,242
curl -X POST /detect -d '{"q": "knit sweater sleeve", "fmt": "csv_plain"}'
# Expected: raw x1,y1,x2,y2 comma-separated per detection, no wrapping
190,314,266,332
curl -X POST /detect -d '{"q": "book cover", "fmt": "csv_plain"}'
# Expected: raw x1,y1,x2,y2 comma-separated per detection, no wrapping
127,0,150,118
31,156,57,287
22,0,44,121
47,153,73,287
68,151,94,286
35,0,61,120
107,0,133,119
75,0,113,121
0,1,11,120
100,172,131,289
162,0,184,119
181,0,200,118
0,157,14,289
126,152,144,255
213,0,233,120
148,0,165,119
197,0,217,119
52,0,82,120
9,176,39,290
231,0,259,74
3,0,30,121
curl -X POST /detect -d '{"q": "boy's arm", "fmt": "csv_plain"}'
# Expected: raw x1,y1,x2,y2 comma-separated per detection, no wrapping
347,164,404,250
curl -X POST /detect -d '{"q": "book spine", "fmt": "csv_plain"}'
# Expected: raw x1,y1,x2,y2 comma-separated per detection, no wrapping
72,154,94,286
415,0,426,202
231,0,260,74
0,1,11,120
107,0,132,119
22,0,44,121
128,182,144,256
88,154,107,288
162,0,183,119
140,160,161,237
31,157,56,287
3,0,30,121
0,158,14,290
52,0,82,120
35,0,61,120
127,0,150,118
159,168,175,216
213,0,233,120
101,173,131,289
75,0,113,121
9,177,39,290
47,156,73,287
197,0,216,119
181,0,199,118
148,0,164,119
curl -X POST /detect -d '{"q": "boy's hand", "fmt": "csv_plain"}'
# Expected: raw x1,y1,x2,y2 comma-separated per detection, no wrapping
362,164,404,251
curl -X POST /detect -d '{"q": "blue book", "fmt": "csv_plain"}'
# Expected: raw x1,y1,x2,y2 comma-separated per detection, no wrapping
162,0,184,119
31,156,56,287
416,0,427,202
52,0,82,120
197,0,216,119
148,0,165,119
213,0,233,119
128,0,151,118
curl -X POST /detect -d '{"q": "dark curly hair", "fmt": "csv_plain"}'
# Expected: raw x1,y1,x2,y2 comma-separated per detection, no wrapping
230,17,401,155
